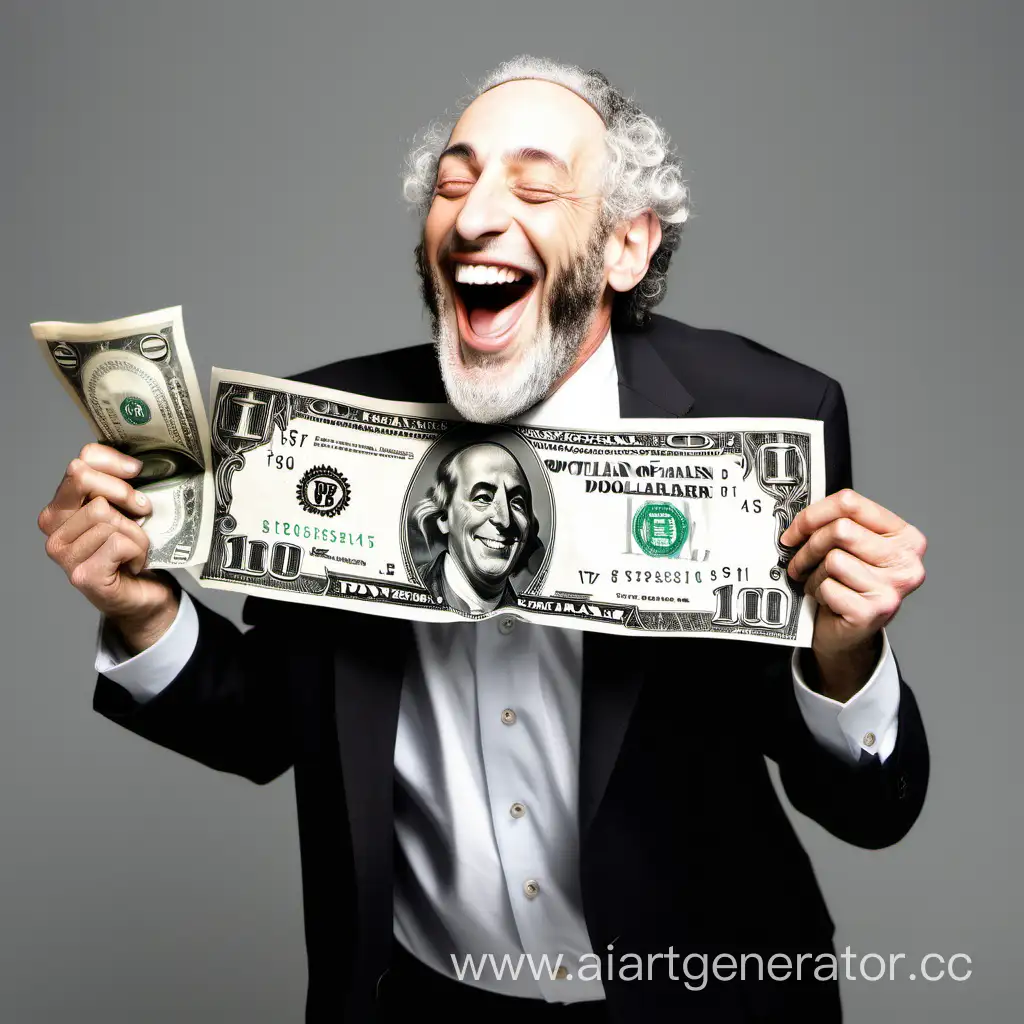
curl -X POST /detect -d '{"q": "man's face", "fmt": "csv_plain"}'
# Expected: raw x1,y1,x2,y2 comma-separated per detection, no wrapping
418,79,611,422
439,444,532,592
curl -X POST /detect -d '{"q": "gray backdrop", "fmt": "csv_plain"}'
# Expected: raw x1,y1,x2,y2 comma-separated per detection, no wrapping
2,1,1019,1021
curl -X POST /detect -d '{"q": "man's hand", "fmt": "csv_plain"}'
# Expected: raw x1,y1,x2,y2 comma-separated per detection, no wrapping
38,443,179,654
780,488,926,702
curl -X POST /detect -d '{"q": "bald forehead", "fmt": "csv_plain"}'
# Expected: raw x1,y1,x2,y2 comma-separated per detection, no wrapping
448,79,607,178
451,444,527,485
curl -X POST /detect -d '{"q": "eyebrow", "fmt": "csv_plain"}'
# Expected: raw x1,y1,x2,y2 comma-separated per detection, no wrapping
438,142,570,177
469,480,529,498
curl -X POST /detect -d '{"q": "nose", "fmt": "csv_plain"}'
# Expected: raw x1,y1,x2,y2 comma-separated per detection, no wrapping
489,487,512,531
455,173,512,241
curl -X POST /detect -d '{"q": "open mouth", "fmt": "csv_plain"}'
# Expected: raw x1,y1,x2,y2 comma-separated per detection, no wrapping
450,261,537,352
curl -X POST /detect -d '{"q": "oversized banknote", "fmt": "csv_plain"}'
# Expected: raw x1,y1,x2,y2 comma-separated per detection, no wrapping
31,306,213,567
195,367,825,645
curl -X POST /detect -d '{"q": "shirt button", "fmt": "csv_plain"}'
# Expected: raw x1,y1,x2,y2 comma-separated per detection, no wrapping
523,879,540,899
863,731,876,747
510,801,526,818
498,616,516,635
501,708,517,725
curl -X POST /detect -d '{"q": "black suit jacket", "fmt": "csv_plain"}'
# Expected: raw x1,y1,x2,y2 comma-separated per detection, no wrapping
93,315,929,1022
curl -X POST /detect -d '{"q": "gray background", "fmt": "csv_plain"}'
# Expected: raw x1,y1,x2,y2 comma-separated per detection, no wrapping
2,1,1019,1021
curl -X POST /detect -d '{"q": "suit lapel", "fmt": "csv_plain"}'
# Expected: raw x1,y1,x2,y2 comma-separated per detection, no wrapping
578,325,695,838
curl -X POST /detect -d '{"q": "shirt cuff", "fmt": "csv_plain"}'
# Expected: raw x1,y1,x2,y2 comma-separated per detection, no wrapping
791,630,900,764
94,589,199,703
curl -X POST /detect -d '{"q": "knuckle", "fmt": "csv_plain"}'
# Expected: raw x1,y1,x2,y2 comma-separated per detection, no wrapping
80,442,101,461
823,548,844,575
69,563,92,590
837,488,858,512
894,551,924,589
908,526,927,555
832,517,856,543
89,495,112,520
67,458,84,478
95,521,117,544
44,532,62,560
37,506,54,534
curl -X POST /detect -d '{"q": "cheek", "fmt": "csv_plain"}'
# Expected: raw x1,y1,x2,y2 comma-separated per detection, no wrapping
424,203,456,261
526,210,596,275
513,511,530,537
451,504,480,536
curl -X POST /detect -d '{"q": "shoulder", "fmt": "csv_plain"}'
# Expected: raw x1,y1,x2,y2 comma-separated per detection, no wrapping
642,314,840,418
287,343,444,403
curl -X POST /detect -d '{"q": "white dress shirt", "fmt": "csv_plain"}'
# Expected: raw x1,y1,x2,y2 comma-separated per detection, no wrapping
96,329,900,1002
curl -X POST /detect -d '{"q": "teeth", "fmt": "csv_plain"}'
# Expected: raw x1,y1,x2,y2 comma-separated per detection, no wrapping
476,536,510,551
454,263,526,284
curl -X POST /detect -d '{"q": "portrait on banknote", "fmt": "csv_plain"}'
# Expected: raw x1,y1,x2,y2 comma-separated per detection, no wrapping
404,425,553,613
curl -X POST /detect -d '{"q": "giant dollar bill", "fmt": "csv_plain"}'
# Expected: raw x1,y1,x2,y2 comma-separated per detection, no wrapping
196,367,824,645
31,306,213,567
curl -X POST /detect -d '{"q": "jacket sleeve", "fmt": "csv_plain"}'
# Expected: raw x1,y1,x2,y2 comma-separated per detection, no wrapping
92,589,295,786
754,377,930,848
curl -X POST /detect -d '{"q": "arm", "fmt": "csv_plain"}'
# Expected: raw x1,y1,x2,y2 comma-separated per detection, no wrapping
36,441,296,786
756,642,928,849
92,587,295,786
756,378,930,847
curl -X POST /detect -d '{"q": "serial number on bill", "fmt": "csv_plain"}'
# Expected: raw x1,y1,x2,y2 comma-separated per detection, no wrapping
608,566,752,584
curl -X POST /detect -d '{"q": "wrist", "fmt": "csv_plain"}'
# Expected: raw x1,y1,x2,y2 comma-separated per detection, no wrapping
807,633,882,702
110,576,180,655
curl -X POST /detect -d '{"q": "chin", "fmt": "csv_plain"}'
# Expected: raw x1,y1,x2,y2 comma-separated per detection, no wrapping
436,313,555,423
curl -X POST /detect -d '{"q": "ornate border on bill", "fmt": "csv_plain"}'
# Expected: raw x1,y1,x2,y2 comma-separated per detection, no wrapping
192,367,824,646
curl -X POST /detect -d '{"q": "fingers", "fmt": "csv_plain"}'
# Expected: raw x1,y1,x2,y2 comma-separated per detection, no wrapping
69,531,147,598
781,489,905,548
807,552,902,629
787,517,893,581
814,576,900,633
804,547,882,600
46,496,150,576
78,442,144,479
39,445,150,535
815,578,872,624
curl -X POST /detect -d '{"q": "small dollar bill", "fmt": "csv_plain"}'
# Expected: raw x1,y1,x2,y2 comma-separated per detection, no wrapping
31,306,213,568
193,366,825,645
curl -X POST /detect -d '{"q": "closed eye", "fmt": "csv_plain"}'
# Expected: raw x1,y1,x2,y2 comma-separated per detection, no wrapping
514,185,559,203
435,180,474,198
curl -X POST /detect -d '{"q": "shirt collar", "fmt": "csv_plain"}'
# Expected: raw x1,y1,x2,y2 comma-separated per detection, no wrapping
512,327,618,427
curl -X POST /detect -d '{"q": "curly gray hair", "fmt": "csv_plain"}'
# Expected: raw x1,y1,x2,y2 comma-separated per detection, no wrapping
402,55,691,330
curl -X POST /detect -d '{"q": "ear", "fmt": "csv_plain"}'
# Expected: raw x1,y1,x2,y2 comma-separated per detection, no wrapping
605,209,662,294
437,513,450,536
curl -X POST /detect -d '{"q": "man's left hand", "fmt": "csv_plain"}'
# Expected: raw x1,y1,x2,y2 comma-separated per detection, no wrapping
780,488,927,701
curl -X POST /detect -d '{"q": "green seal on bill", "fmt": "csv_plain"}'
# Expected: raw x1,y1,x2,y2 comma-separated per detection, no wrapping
632,501,688,557
119,396,151,425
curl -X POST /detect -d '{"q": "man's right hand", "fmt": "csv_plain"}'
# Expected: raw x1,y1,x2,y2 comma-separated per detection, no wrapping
38,443,179,654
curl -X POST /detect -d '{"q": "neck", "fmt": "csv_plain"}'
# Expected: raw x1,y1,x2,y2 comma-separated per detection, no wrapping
546,296,613,398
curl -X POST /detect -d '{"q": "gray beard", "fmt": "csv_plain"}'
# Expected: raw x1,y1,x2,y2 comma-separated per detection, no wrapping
417,228,607,423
